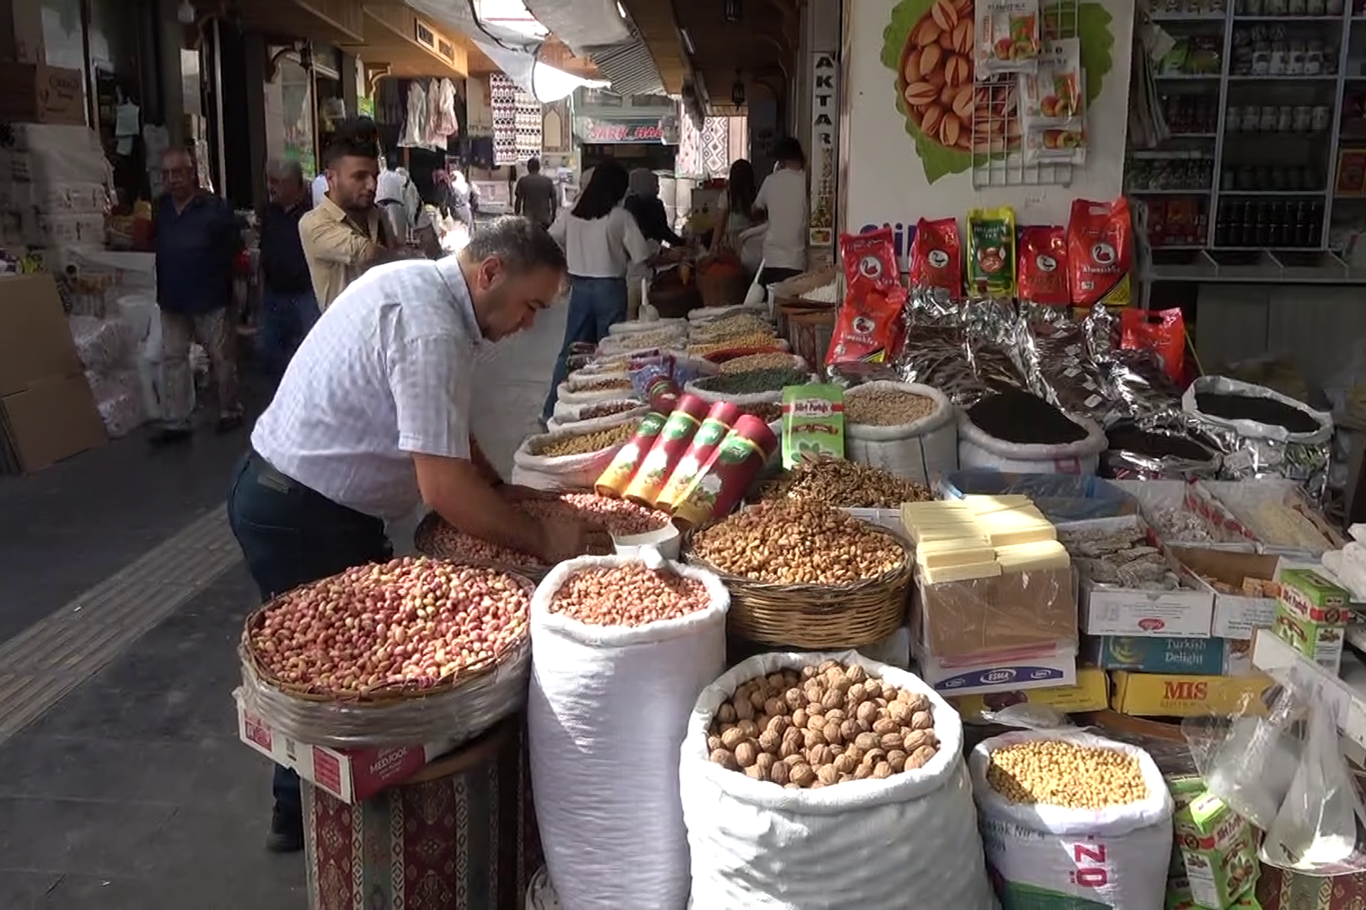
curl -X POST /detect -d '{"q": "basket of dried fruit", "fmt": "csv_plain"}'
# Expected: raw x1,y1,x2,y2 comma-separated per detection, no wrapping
238,556,534,747
682,499,913,648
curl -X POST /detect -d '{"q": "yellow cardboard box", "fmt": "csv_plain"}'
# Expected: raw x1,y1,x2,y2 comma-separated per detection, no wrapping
1110,672,1274,718
951,667,1109,717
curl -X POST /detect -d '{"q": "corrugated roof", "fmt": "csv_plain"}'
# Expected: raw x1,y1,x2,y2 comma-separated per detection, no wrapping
586,39,666,97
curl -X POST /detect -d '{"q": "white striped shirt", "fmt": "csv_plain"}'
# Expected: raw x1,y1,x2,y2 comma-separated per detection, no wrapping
251,257,484,520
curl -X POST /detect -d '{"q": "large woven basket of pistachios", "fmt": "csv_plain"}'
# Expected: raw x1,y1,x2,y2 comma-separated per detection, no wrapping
682,498,912,649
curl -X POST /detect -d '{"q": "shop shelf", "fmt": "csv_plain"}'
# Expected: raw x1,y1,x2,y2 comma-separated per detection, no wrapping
1130,186,1216,194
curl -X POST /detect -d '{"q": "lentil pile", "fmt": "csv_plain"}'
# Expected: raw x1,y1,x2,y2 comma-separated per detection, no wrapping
986,740,1149,809
250,557,530,694
708,660,940,788
1195,390,1320,433
966,389,1088,445
760,460,933,509
694,366,809,397
846,387,938,426
549,563,710,627
537,420,640,458
691,499,906,585
581,400,643,420
689,334,783,357
719,352,797,375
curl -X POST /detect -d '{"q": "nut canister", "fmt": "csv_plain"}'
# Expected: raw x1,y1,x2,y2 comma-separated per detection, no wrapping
595,410,671,497
671,415,779,526
623,393,710,506
654,400,742,511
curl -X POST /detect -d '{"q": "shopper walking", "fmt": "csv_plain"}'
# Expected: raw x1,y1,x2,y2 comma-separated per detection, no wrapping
514,157,558,229
229,216,599,853
376,159,416,247
150,147,243,445
299,127,402,312
542,161,653,423
257,160,319,382
752,136,810,289
445,165,477,235
622,168,683,319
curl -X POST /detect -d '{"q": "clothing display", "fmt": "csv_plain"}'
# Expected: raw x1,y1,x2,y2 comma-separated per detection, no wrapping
399,82,429,149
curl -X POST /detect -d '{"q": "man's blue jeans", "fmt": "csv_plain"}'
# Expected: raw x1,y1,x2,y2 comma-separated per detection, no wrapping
543,276,628,422
258,287,320,381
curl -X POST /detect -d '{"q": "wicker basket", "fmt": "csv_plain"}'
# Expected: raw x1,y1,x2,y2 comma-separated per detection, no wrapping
780,305,837,372
681,525,913,649
413,512,552,584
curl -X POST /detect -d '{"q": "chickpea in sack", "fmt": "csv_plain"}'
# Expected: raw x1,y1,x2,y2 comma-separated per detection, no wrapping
682,652,995,910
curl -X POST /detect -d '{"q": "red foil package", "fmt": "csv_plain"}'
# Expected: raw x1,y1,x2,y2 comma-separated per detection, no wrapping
826,229,907,366
909,217,964,293
1068,196,1133,307
1017,226,1070,305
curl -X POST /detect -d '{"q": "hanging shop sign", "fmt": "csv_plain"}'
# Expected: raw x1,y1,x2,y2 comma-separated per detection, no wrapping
841,0,1135,259
809,51,838,250
576,116,679,145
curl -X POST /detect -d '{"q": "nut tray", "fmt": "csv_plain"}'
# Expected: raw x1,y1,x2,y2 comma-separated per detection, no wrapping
412,511,552,583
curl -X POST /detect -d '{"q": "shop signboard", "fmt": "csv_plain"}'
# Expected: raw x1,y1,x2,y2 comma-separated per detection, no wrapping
842,0,1134,264
575,116,678,145
809,51,838,250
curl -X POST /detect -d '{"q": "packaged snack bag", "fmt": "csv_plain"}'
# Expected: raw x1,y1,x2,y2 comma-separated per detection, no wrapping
909,217,964,293
826,229,907,365
977,0,1042,75
1017,226,1069,305
1068,197,1133,307
1020,38,1083,126
967,207,1017,296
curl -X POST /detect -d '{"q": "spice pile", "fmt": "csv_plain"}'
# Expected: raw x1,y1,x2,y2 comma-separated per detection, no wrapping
760,460,933,509
739,402,783,423
1194,390,1320,433
537,420,640,458
691,313,773,345
707,660,940,788
720,353,798,375
548,563,710,627
1058,525,1181,590
966,388,1088,444
249,557,530,694
846,387,937,426
986,740,1149,809
691,499,906,585
693,367,809,397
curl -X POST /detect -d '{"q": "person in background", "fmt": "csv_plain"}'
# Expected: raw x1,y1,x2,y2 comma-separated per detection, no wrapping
515,156,557,229
542,161,652,423
311,171,329,208
230,217,598,854
151,147,243,444
299,129,403,311
710,158,757,254
445,165,477,235
376,159,414,247
257,159,319,383
751,136,809,289
622,168,683,319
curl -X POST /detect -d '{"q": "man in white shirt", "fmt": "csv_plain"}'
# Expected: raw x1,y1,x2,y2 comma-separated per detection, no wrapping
311,172,329,208
753,136,810,290
228,216,594,852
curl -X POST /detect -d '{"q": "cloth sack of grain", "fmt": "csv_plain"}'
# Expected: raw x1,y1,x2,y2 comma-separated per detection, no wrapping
682,371,814,408
555,381,645,408
548,399,650,430
607,318,687,336
529,555,729,910
844,382,958,486
564,370,633,394
957,410,1107,475
681,650,995,910
511,414,641,490
971,730,1173,910
598,328,688,357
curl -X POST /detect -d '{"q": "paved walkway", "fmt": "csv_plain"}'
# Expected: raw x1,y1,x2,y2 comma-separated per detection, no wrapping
0,302,566,909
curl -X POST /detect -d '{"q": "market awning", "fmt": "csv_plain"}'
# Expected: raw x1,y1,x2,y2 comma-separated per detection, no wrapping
574,115,678,145
521,0,630,54
469,37,607,103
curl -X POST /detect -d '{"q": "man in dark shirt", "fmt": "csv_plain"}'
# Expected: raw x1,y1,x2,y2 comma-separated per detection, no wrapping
257,160,319,382
152,147,243,445
514,157,558,229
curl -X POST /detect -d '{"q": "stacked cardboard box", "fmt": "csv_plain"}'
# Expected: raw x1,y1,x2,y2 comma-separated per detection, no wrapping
0,122,110,254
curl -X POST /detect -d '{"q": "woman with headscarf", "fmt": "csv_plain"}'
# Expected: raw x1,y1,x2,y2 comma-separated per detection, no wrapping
542,160,653,423
620,169,684,319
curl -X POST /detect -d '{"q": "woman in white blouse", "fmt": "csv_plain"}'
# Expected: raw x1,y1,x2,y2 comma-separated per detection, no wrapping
542,160,651,423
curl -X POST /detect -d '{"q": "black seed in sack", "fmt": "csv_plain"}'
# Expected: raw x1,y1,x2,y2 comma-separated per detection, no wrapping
967,388,1089,445
1106,425,1213,462
1194,391,1320,434
695,367,809,396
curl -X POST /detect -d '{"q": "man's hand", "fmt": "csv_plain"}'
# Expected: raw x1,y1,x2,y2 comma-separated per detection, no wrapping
499,484,549,503
537,519,612,565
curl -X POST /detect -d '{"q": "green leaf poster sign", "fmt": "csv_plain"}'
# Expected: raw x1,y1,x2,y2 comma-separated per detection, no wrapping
880,0,1114,184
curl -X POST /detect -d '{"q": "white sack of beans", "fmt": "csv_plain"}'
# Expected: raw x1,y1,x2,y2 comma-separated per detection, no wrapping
607,317,687,335
511,413,641,491
529,555,729,910
681,651,994,910
957,410,1107,476
554,381,644,408
843,382,958,487
970,730,1173,910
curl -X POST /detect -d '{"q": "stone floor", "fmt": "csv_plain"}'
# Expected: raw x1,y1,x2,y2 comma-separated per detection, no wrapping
0,301,566,909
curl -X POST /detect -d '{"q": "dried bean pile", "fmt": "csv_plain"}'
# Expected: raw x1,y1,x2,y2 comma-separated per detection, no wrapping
688,334,783,357
966,388,1088,444
707,660,940,789
694,367,808,397
719,353,796,375
692,314,771,342
1194,391,1320,434
581,400,643,420
537,420,640,458
691,499,905,585
577,378,633,393
760,460,933,509
986,740,1149,809
739,402,783,424
250,557,530,694
549,563,710,626
846,387,938,426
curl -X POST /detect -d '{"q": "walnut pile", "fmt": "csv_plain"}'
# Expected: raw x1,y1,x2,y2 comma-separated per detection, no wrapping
758,461,932,509
707,660,940,789
1058,526,1180,591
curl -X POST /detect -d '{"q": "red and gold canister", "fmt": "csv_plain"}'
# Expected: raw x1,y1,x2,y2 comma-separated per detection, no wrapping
644,375,681,413
594,410,671,497
654,401,741,511
671,415,779,527
622,394,709,506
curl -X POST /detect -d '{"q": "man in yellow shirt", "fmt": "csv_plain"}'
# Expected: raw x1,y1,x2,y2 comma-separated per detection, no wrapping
299,130,406,310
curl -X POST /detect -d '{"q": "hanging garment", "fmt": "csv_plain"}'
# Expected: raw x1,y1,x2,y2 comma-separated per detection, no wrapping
399,81,428,148
431,78,459,143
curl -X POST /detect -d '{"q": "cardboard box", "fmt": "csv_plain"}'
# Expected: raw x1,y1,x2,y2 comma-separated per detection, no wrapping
1169,775,1260,909
916,641,1077,696
235,694,458,805
0,273,84,396
1084,635,1247,676
0,62,85,126
1110,671,1275,718
919,566,1078,659
949,666,1108,716
1082,584,1215,639
1173,548,1280,641
0,1,44,64
0,375,106,473
1272,568,1351,673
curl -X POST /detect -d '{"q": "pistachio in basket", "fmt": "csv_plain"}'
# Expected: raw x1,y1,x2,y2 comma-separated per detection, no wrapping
248,557,530,694
690,499,905,586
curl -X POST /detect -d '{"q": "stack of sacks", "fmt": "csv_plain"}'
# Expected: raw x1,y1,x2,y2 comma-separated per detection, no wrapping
905,496,1081,703
0,124,110,255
